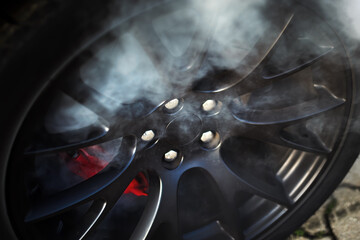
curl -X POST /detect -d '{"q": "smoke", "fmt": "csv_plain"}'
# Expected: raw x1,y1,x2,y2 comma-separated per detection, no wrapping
41,0,360,160
78,0,270,109
42,0,277,138
41,0,360,156
318,0,360,40
80,33,166,108
44,91,99,134
341,1,360,39
314,0,360,134
311,0,360,63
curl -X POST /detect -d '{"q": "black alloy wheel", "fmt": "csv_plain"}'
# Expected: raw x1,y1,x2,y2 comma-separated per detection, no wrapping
1,0,360,240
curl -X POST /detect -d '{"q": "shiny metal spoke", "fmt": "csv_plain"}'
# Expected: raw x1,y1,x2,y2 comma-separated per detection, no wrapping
183,220,238,240
203,151,293,209
262,39,334,80
227,84,344,153
24,122,110,155
280,124,332,154
64,78,163,121
61,78,119,120
60,199,107,240
133,7,215,92
262,12,334,80
230,85,345,126
132,22,173,79
193,5,294,93
25,136,138,223
131,173,180,240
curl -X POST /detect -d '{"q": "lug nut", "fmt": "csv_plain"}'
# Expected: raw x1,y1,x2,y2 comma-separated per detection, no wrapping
201,131,215,143
165,99,179,110
141,130,155,142
202,100,217,112
164,150,178,162
200,131,220,149
163,98,183,114
201,100,222,116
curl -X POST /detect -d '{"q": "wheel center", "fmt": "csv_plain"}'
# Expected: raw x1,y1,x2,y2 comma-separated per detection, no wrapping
166,114,202,145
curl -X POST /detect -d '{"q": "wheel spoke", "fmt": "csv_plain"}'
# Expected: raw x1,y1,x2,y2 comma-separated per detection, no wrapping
61,79,119,120
24,122,109,155
65,82,161,121
183,220,237,240
227,82,344,153
129,174,162,240
60,199,107,240
132,19,174,77
25,97,164,155
62,49,165,122
152,6,215,73
262,37,333,80
193,5,294,92
262,12,334,80
280,124,331,153
203,151,293,211
25,136,138,223
131,173,180,240
230,85,345,126
133,7,214,91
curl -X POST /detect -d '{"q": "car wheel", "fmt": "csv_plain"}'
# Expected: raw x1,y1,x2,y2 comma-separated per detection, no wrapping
1,0,360,239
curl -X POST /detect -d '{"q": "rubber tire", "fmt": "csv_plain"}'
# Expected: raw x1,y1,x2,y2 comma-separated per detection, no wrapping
0,0,359,239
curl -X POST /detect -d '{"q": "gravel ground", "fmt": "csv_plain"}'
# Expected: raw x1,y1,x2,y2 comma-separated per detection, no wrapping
288,155,360,240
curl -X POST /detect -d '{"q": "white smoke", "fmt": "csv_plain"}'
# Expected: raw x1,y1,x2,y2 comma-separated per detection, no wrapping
343,0,360,39
317,0,360,47
44,92,99,134
78,0,270,110
43,0,360,136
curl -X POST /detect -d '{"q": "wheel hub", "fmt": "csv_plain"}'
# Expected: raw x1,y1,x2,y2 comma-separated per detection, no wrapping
165,114,202,146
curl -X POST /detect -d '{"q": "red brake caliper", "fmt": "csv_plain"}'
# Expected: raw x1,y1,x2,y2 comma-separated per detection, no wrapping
62,146,149,196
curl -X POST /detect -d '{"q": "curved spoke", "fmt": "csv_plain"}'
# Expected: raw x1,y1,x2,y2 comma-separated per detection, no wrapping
203,151,293,209
25,136,138,223
133,6,215,92
60,199,107,240
280,124,331,153
230,85,345,126
131,173,180,240
263,39,333,80
183,220,236,240
62,78,119,120
132,19,174,77
24,122,109,155
262,13,334,80
129,174,162,240
193,6,294,92
226,84,345,153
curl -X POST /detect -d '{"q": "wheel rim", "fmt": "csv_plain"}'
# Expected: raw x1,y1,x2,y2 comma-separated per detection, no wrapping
6,1,353,239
